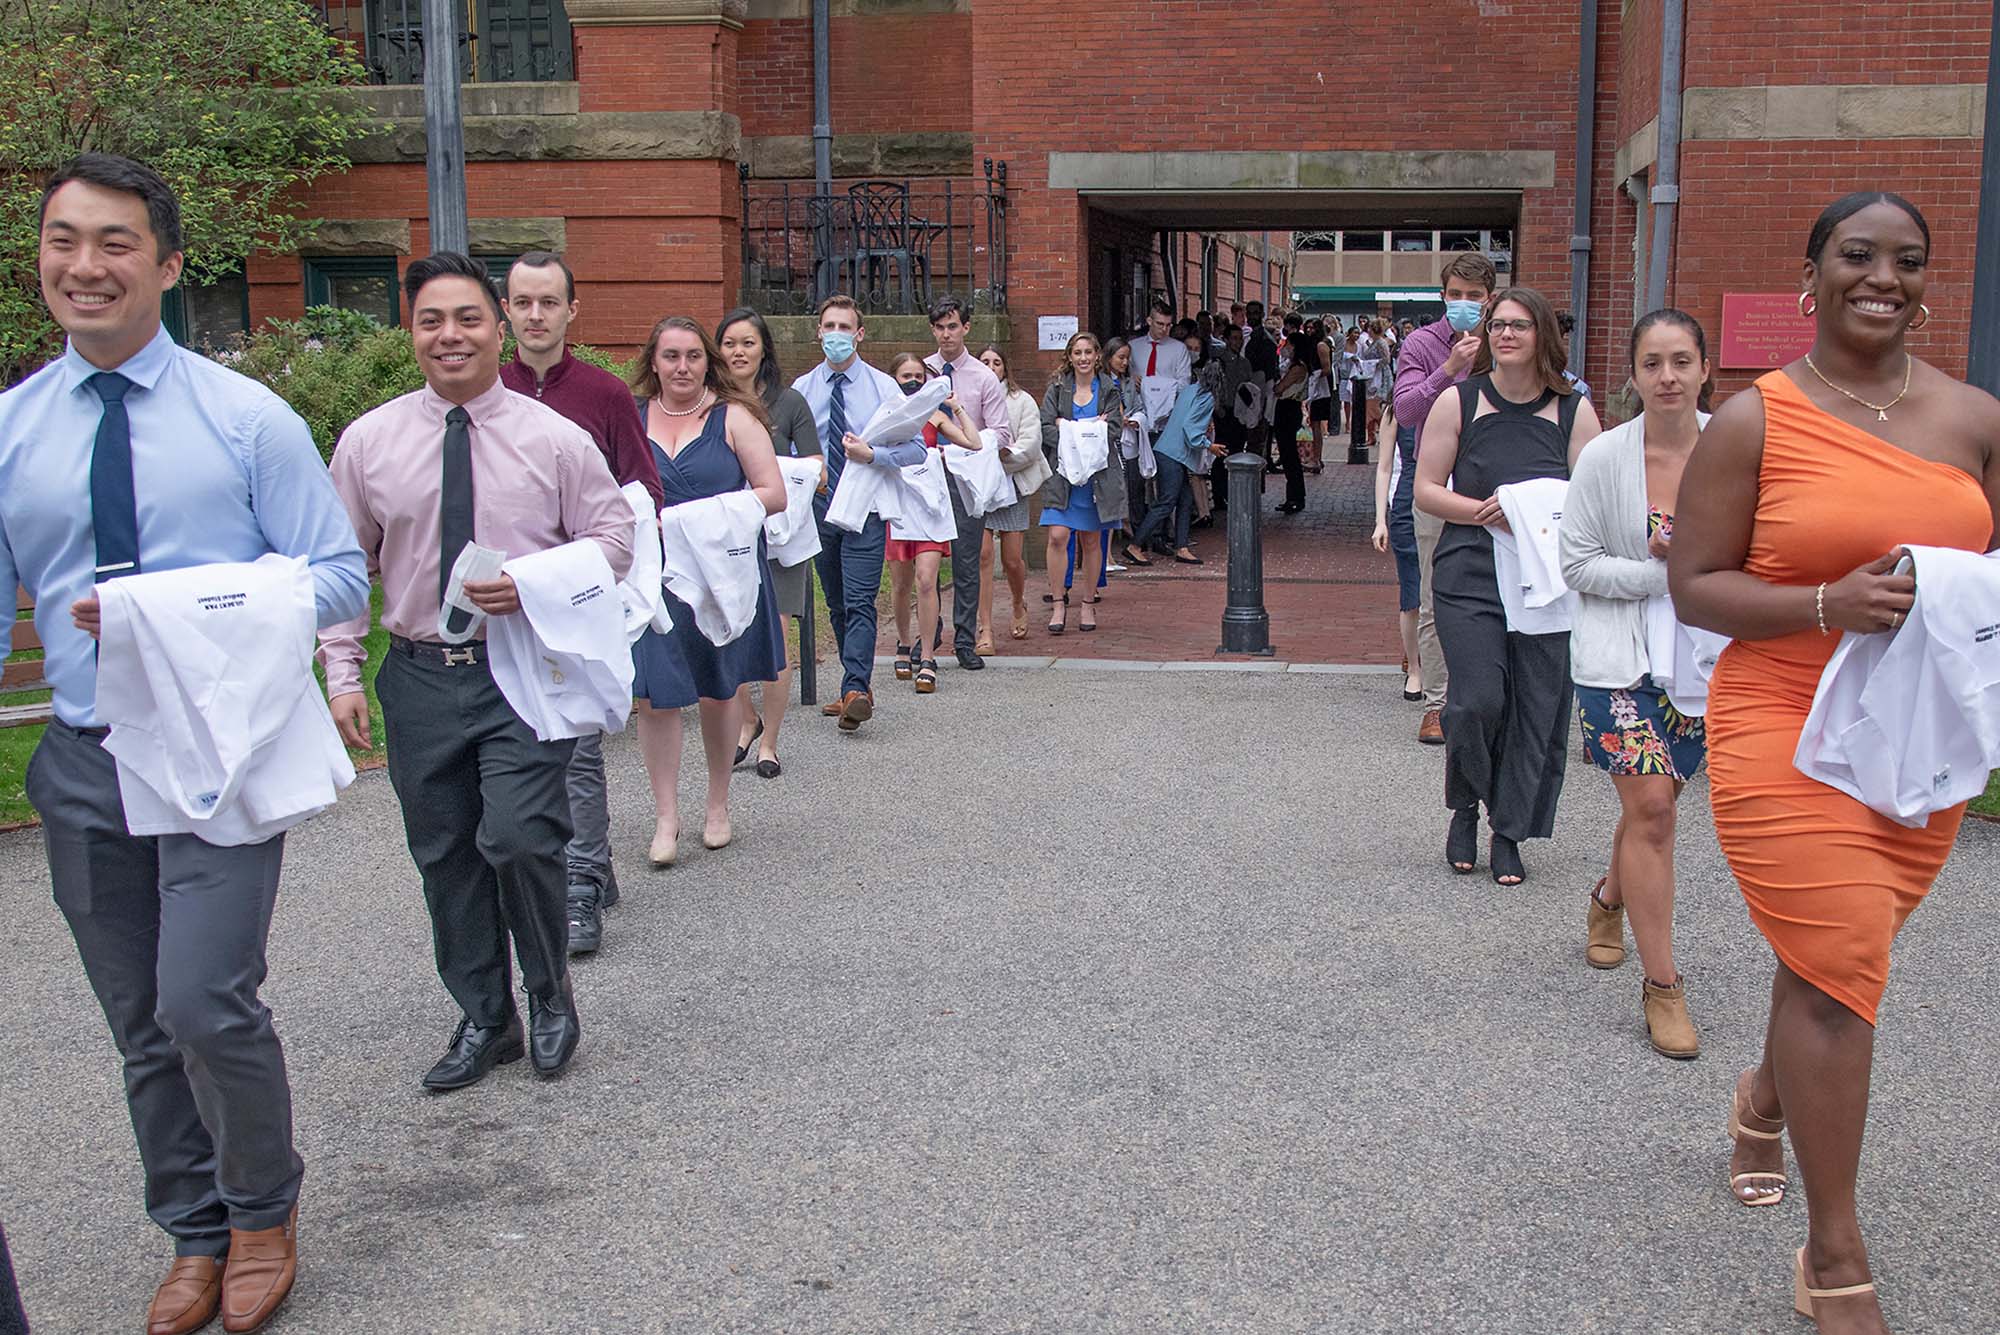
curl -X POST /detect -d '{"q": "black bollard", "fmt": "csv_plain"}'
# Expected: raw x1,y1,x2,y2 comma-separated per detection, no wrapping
798,558,818,706
1218,451,1274,656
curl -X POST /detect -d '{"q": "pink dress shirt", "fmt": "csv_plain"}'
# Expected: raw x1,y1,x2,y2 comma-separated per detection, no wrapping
923,350,1012,449
318,377,634,698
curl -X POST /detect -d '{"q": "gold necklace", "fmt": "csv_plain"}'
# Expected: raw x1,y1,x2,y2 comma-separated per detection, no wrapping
1801,353,1912,422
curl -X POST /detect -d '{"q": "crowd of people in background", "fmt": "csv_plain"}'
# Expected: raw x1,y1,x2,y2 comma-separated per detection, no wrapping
4,150,1995,1335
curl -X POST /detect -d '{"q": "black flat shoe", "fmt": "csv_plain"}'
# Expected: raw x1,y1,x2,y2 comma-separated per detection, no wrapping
755,758,781,779
421,1015,525,1092
1402,688,1424,702
1491,835,1527,887
528,978,581,1077
1446,807,1479,875
732,718,765,768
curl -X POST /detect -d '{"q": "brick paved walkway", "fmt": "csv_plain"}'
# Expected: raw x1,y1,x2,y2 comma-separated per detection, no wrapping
879,458,1406,665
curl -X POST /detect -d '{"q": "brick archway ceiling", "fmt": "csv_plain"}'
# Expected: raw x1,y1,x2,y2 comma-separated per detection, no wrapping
1080,190,1520,231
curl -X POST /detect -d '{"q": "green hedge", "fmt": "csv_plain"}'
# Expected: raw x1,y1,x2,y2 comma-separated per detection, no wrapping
220,307,629,460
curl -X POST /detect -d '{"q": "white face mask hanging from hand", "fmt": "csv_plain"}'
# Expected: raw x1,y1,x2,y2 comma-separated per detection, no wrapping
437,542,508,644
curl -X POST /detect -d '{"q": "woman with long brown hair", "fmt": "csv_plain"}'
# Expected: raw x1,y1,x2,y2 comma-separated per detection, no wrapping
628,315,786,864
1414,285,1602,886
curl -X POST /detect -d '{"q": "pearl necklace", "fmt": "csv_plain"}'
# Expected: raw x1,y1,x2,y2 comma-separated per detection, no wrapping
655,389,713,418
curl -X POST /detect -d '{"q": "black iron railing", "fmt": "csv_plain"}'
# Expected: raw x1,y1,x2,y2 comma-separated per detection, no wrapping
313,0,574,85
740,162,1010,316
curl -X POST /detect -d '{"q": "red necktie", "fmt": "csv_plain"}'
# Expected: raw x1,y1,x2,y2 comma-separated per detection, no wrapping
1146,341,1158,376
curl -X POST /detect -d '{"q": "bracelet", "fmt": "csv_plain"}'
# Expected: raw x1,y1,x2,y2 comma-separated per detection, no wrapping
1815,582,1828,635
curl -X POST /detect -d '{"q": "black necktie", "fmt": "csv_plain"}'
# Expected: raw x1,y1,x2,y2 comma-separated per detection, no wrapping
825,371,849,488
439,406,474,636
88,372,140,582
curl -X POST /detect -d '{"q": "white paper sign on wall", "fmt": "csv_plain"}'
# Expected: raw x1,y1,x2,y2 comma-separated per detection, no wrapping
1037,315,1079,351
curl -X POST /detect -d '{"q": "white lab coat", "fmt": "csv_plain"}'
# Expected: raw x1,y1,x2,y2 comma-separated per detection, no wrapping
1643,594,1729,716
616,481,672,641
889,448,958,541
659,490,769,646
1057,417,1110,485
765,456,825,568
487,540,636,742
944,429,1014,517
1489,478,1576,634
1796,544,2000,826
95,553,353,846
826,457,901,533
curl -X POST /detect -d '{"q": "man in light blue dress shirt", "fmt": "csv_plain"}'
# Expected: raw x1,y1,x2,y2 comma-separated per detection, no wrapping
792,294,928,730
0,154,366,1335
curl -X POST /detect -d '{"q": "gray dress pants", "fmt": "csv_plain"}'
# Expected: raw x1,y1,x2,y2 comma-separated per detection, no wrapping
946,468,983,653
26,721,304,1254
1415,506,1449,711
564,731,616,902
376,646,576,1028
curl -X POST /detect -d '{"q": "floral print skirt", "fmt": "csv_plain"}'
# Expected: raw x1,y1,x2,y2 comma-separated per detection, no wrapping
1577,675,1707,781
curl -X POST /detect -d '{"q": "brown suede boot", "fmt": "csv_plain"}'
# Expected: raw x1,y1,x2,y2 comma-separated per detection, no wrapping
147,1255,222,1335
220,1208,297,1333
1643,976,1700,1060
1585,878,1626,969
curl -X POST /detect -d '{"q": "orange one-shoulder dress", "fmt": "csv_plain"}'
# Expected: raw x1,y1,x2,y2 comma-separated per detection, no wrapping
1705,372,1993,1025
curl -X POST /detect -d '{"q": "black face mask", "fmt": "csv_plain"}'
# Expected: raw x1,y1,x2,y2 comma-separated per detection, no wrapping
899,380,923,397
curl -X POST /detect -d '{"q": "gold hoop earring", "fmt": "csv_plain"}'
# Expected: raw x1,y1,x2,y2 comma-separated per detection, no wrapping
1909,303,1931,331
1798,291,1816,319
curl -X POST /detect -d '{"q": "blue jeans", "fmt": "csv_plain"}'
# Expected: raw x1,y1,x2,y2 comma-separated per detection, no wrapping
814,508,886,697
1390,425,1420,612
1133,454,1191,552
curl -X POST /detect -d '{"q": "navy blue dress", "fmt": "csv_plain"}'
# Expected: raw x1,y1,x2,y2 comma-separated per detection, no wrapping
632,402,784,708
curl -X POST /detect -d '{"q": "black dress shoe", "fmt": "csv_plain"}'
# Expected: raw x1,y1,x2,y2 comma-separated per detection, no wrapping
528,978,581,1078
955,647,985,671
421,1015,525,1092
566,891,602,957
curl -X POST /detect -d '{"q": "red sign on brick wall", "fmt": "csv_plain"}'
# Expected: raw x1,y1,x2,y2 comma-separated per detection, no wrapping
1720,293,1816,370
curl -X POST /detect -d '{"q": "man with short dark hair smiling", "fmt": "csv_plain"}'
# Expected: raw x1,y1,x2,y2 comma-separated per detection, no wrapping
319,252,633,1095
0,152,368,1335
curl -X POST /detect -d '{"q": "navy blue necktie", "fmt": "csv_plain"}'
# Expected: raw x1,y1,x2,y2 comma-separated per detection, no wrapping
440,406,475,636
824,371,849,488
87,372,140,582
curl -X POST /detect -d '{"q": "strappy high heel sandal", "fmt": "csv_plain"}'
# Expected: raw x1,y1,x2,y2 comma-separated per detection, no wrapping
1794,1247,1877,1321
1078,600,1097,632
1728,1069,1789,1208
1047,595,1067,635
893,643,914,681
914,658,938,694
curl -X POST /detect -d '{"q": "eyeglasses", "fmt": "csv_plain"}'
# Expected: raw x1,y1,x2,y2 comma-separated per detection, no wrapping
1485,318,1534,336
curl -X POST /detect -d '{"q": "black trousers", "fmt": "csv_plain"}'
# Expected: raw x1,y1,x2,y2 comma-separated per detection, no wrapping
377,646,577,1027
1432,578,1573,842
1273,399,1306,508
0,1223,23,1335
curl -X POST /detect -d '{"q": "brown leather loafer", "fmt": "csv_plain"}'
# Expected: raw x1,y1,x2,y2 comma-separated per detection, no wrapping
1418,709,1444,745
837,690,873,732
820,698,843,717
221,1209,297,1333
148,1255,222,1335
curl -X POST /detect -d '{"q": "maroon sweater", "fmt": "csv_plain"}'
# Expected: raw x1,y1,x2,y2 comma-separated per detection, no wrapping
501,348,664,508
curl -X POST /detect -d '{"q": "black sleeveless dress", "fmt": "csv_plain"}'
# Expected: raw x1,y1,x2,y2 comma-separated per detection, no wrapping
1431,376,1578,841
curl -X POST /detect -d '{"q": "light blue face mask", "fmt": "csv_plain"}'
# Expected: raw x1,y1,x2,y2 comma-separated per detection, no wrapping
821,331,857,364
1444,300,1484,333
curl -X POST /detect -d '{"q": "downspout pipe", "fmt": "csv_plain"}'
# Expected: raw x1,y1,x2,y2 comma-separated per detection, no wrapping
811,0,832,193
1644,0,1685,316
1967,0,2000,394
1567,0,1598,376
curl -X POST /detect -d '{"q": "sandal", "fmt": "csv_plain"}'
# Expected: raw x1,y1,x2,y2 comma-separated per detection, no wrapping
1491,834,1526,886
976,630,995,656
1445,807,1478,874
1047,595,1067,635
1728,1069,1789,1208
914,659,938,694
1793,1247,1876,1321
893,643,914,681
1010,604,1029,640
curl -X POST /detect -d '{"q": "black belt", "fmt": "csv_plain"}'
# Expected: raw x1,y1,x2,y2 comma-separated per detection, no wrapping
389,635,489,667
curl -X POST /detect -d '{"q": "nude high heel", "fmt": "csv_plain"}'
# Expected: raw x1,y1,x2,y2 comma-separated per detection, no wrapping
649,824,679,868
1793,1246,1876,1320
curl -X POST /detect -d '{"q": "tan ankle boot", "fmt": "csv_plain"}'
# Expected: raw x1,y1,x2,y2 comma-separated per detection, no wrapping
1585,879,1626,969
1643,976,1699,1059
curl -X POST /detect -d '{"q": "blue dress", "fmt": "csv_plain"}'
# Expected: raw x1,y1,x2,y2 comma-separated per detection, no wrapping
1038,381,1102,531
632,402,784,708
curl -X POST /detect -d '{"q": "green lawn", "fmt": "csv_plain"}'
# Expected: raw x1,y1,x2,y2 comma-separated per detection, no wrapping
1972,770,2000,821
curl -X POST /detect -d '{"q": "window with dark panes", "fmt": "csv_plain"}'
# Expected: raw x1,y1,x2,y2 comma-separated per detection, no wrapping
303,256,400,326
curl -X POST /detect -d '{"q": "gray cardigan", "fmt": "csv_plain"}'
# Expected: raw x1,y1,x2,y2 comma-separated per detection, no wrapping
1557,413,1708,688
1039,372,1129,519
